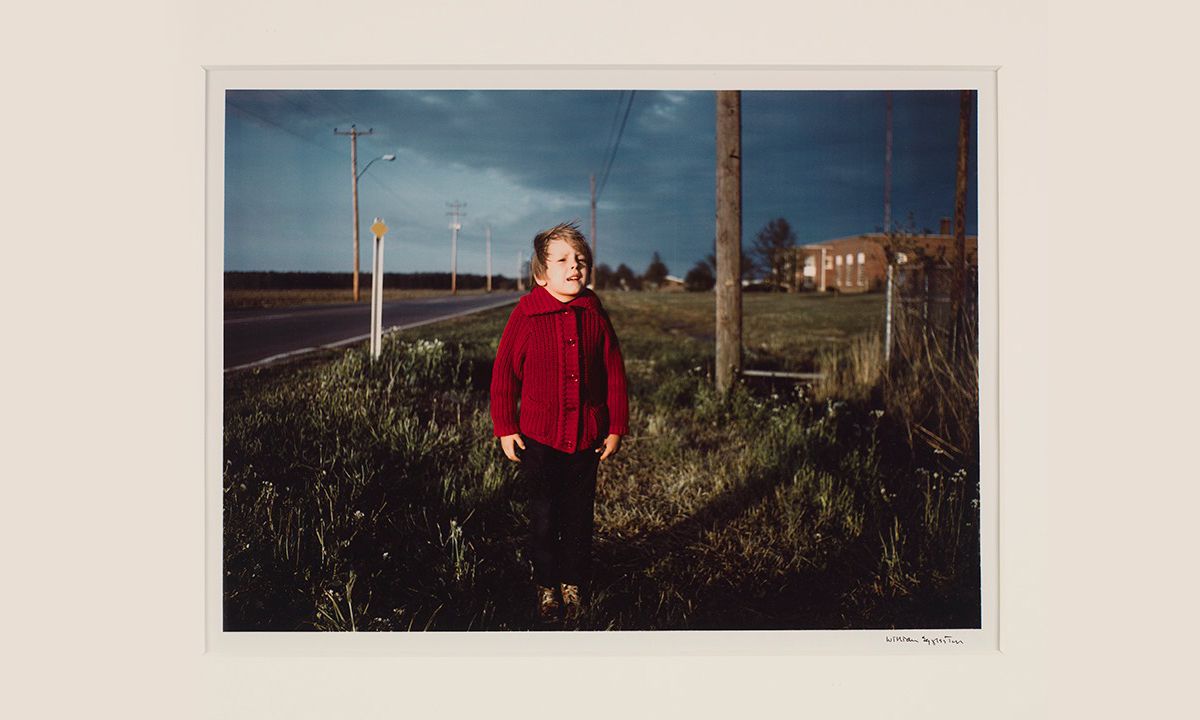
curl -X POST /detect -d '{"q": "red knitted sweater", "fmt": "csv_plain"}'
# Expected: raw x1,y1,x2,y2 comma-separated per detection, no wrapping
490,286,629,454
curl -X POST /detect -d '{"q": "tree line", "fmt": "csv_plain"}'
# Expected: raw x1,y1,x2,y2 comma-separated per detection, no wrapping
573,217,802,293
225,271,518,291
227,217,801,294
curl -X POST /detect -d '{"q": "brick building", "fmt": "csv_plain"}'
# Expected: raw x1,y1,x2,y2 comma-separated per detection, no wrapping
793,220,978,293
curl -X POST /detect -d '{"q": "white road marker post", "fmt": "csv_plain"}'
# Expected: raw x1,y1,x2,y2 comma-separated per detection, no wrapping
369,218,388,360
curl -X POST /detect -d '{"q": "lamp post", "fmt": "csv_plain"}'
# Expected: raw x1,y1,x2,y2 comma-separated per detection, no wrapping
351,152,395,303
336,123,394,303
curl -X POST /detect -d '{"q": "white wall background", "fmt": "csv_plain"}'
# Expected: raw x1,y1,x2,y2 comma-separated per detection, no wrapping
2,1,1196,718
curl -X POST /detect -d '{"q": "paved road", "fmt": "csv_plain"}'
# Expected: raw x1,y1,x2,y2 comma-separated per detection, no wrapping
224,293,518,371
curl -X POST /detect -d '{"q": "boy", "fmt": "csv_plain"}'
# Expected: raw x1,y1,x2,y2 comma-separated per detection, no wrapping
489,222,629,624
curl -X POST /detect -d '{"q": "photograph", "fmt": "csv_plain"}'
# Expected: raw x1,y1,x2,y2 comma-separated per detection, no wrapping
216,82,989,635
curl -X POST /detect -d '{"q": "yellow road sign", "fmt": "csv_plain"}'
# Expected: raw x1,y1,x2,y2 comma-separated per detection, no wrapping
371,220,388,237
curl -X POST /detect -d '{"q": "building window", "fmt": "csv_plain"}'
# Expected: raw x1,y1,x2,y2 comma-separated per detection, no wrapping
857,252,866,286
835,254,842,286
803,255,816,278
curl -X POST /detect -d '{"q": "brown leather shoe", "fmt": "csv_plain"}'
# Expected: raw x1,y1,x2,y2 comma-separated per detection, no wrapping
537,585,561,622
560,584,582,621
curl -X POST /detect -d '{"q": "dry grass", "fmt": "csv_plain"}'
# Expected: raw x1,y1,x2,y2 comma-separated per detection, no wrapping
814,333,885,403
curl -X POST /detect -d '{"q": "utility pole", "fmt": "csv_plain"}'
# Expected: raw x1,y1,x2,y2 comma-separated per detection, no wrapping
883,92,895,363
952,89,973,347
485,224,493,293
884,91,893,235
446,201,466,295
589,173,597,288
334,125,374,303
715,91,743,394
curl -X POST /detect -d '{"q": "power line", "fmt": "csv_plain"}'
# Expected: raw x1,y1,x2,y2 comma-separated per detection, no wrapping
310,90,356,126
233,97,419,231
599,90,627,168
360,169,422,217
597,90,636,198
227,100,343,160
268,90,336,130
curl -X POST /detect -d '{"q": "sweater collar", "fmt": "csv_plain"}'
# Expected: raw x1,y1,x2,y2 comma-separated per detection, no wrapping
518,284,602,316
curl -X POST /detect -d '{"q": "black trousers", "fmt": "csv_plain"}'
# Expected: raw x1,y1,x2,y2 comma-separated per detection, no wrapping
520,436,600,587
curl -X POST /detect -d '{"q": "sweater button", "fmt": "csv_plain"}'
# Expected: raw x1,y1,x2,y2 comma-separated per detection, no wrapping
566,338,576,346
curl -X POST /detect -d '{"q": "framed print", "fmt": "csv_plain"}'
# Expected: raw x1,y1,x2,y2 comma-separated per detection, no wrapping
32,0,1196,716
206,67,998,655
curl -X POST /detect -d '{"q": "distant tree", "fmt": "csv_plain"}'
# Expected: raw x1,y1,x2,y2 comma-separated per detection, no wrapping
643,251,669,289
592,263,614,290
614,263,641,291
684,258,715,291
751,218,798,291
706,243,756,281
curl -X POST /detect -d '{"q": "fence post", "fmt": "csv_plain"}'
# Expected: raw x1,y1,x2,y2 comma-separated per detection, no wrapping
923,268,930,332
884,263,894,364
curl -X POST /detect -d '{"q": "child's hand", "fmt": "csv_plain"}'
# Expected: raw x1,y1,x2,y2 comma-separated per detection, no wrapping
500,433,526,462
596,434,621,461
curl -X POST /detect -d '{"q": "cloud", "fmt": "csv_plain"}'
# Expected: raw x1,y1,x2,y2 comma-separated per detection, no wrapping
224,89,977,274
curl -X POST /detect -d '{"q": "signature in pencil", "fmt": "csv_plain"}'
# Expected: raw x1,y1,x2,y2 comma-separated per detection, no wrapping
885,634,964,646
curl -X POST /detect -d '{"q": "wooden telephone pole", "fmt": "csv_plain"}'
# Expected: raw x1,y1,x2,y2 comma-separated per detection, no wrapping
952,90,973,347
447,201,466,295
884,92,893,236
715,91,743,394
485,224,493,293
334,125,374,302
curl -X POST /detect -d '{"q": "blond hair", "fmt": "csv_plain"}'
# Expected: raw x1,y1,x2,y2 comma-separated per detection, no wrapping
530,222,592,284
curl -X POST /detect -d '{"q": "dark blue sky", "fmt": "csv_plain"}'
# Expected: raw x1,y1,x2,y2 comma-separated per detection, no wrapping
225,90,977,278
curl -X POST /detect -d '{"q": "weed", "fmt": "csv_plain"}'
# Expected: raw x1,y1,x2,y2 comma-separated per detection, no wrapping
224,292,980,630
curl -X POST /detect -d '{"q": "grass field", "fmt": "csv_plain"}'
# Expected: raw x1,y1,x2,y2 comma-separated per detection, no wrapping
223,290,980,631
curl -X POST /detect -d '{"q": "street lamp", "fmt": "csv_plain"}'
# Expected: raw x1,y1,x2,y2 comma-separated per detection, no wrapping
358,153,396,180
348,150,395,302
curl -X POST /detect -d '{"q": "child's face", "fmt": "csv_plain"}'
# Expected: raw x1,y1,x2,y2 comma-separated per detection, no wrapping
536,238,589,302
